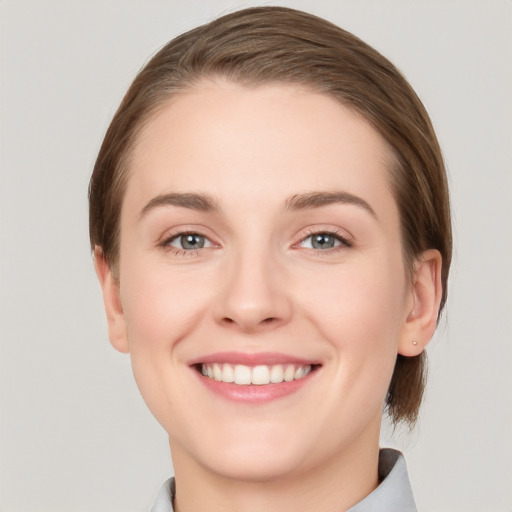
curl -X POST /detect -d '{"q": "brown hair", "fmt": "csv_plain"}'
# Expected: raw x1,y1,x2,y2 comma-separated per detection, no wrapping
89,6,452,425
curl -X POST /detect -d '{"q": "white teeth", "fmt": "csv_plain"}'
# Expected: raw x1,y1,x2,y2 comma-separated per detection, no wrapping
213,363,222,381
200,363,312,385
270,364,284,383
221,364,234,383
252,365,270,385
234,365,252,385
294,366,305,379
284,364,295,382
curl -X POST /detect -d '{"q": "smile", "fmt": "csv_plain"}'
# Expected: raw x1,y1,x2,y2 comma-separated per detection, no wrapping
191,352,320,403
200,363,312,385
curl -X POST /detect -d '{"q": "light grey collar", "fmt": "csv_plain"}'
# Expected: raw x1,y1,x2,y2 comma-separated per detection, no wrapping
347,448,417,511
151,476,175,512
151,448,416,512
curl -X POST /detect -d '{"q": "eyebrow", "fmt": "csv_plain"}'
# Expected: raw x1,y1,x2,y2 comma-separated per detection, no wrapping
139,190,376,220
139,192,219,219
284,191,377,218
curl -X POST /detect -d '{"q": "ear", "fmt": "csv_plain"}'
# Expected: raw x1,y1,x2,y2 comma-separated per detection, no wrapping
398,249,443,357
93,246,130,354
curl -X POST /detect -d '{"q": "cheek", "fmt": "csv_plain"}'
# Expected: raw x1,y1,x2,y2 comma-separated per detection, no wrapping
120,261,211,351
300,257,407,377
117,255,214,424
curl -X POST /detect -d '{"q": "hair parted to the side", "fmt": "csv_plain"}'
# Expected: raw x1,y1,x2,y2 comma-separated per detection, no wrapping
89,6,452,426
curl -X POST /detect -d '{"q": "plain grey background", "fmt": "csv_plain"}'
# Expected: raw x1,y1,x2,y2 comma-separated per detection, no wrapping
1,1,511,511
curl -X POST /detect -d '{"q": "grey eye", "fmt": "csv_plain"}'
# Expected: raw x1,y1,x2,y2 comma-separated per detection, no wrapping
302,233,341,250
170,234,210,250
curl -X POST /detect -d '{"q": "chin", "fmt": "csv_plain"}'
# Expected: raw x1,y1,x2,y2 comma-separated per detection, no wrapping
204,444,307,483
171,421,316,483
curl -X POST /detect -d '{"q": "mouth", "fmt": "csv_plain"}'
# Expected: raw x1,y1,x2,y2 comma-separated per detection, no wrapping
197,362,315,385
189,353,321,403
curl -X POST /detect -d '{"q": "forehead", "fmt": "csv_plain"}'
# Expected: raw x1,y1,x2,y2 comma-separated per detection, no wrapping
124,80,396,219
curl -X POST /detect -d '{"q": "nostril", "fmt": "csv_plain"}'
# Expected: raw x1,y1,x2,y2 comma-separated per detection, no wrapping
221,316,278,329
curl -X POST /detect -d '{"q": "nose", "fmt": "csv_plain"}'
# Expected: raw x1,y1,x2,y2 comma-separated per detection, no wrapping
213,248,293,333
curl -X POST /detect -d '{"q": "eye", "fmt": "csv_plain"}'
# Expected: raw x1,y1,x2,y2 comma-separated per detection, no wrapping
300,232,348,250
167,233,213,250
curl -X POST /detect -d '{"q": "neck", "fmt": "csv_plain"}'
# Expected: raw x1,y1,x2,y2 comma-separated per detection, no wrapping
170,430,381,512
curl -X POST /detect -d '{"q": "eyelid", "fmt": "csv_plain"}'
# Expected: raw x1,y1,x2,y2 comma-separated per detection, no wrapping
293,226,354,250
157,226,220,252
167,233,213,249
156,224,354,256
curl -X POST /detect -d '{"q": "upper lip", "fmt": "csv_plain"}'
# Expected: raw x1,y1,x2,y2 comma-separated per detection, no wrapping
188,351,321,366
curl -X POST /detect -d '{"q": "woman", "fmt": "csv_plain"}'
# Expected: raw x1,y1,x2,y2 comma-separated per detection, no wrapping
89,7,451,511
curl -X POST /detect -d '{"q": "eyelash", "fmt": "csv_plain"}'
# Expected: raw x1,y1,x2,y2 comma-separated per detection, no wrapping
159,230,214,257
159,228,353,257
298,228,353,255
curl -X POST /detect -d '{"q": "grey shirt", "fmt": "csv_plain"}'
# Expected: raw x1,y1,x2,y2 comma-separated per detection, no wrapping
151,448,417,512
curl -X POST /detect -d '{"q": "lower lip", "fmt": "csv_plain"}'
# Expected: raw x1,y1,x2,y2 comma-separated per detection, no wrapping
194,370,316,403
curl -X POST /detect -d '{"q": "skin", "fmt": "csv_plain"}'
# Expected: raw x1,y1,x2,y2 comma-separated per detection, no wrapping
95,80,442,512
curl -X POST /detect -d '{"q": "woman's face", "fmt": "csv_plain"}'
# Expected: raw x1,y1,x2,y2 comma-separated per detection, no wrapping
106,80,419,481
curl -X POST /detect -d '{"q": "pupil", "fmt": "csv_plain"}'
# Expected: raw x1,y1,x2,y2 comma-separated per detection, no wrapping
312,234,334,249
181,234,204,250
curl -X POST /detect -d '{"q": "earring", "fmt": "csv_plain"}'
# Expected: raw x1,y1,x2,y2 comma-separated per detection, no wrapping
412,340,418,346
